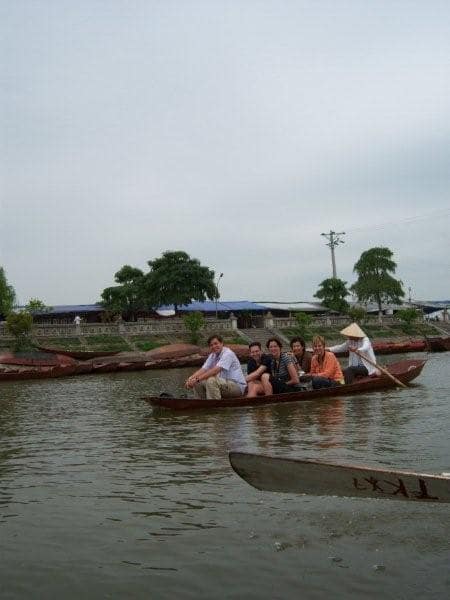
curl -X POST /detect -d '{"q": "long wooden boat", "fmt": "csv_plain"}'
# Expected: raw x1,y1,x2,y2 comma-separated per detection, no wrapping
371,339,426,354
229,452,450,503
0,364,79,381
143,358,426,411
36,346,120,360
424,336,450,352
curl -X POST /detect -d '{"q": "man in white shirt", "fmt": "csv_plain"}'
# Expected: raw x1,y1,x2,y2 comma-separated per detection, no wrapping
185,334,246,399
329,322,379,384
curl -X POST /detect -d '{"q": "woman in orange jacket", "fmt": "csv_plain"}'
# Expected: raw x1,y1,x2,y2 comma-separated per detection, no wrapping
310,335,344,389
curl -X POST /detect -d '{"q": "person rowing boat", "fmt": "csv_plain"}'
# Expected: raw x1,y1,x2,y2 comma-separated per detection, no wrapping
329,322,379,384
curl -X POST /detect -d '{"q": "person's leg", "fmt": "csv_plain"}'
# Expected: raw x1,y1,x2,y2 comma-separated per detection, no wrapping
193,380,208,399
344,366,368,384
204,376,223,399
218,379,243,398
261,372,273,395
247,381,263,397
311,376,335,390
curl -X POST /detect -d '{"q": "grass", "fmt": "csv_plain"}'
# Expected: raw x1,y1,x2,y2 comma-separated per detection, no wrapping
34,337,83,349
1,322,439,355
281,322,437,343
84,336,132,351
134,340,163,351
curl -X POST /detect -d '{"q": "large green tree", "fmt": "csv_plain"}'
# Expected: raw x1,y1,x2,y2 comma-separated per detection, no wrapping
101,265,146,319
314,277,349,313
144,250,216,312
351,247,404,320
0,267,16,318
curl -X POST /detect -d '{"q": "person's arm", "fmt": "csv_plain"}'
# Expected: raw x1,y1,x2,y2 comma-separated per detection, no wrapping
349,337,371,353
303,353,312,374
286,361,299,385
246,364,267,383
328,341,347,353
186,354,216,388
284,356,299,385
185,365,222,388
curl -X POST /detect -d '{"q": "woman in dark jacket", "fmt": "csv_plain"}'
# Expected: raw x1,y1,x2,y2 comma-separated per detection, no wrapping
266,337,299,394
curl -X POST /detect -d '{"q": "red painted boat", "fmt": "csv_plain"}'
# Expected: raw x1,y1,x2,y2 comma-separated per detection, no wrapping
333,340,426,357
0,364,78,381
424,336,450,352
373,340,426,354
143,358,426,411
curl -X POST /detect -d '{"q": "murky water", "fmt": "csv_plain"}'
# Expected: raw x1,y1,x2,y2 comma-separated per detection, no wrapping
1,353,449,599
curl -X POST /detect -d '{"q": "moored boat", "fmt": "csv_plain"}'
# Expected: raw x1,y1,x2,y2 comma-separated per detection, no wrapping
36,346,120,360
142,358,426,411
424,336,450,352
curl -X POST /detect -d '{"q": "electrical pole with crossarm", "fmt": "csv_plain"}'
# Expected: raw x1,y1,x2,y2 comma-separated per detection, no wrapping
321,230,345,278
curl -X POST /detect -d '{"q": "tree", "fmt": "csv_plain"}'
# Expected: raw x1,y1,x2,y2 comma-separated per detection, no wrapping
6,311,34,352
351,247,404,322
25,298,52,314
144,251,216,312
101,265,146,320
314,278,349,313
0,267,16,318
347,305,366,324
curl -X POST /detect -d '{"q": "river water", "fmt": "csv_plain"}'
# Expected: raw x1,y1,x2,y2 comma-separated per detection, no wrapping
0,353,449,599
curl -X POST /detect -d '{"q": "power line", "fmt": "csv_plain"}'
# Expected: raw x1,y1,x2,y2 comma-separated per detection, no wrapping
345,208,450,234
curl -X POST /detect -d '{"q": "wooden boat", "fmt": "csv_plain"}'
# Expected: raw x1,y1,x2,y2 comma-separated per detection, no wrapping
333,340,426,357
424,336,450,352
0,364,78,381
229,452,450,503
143,358,426,411
36,346,120,360
372,339,426,354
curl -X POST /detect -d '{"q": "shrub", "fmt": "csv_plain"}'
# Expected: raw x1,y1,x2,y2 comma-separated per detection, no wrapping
347,306,366,323
294,312,312,338
396,308,419,333
6,311,34,352
183,311,205,344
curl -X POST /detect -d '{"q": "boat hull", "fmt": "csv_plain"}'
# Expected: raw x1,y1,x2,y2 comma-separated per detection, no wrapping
143,358,426,410
229,452,450,503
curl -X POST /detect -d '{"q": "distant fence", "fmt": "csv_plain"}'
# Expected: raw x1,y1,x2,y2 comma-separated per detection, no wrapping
0,317,233,340
272,315,403,329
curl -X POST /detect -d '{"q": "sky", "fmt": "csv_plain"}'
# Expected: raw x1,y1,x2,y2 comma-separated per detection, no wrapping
1,0,449,305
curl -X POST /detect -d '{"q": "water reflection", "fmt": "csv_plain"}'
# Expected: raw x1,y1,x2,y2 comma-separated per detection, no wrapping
0,354,449,599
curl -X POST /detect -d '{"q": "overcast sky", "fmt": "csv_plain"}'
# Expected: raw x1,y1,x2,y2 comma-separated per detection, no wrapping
1,0,449,306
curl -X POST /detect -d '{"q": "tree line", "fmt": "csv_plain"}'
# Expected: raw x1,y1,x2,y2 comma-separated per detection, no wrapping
314,246,405,318
1,246,406,325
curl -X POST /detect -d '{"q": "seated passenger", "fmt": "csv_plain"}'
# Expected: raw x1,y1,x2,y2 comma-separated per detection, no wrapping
289,336,312,375
246,342,273,397
266,337,300,394
185,334,246,399
310,335,344,389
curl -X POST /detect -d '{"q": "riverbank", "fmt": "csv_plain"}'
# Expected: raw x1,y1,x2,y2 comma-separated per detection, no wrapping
0,322,441,354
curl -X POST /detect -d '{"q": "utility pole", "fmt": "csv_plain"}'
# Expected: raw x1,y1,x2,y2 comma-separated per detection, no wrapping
320,230,345,278
215,272,224,319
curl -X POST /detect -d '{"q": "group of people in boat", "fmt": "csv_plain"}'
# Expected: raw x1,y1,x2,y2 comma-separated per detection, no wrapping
185,323,379,400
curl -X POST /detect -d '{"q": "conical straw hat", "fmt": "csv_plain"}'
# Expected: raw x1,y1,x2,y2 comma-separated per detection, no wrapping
340,322,366,338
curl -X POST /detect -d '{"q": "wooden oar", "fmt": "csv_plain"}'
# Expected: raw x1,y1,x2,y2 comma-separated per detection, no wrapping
229,452,450,503
353,349,407,389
